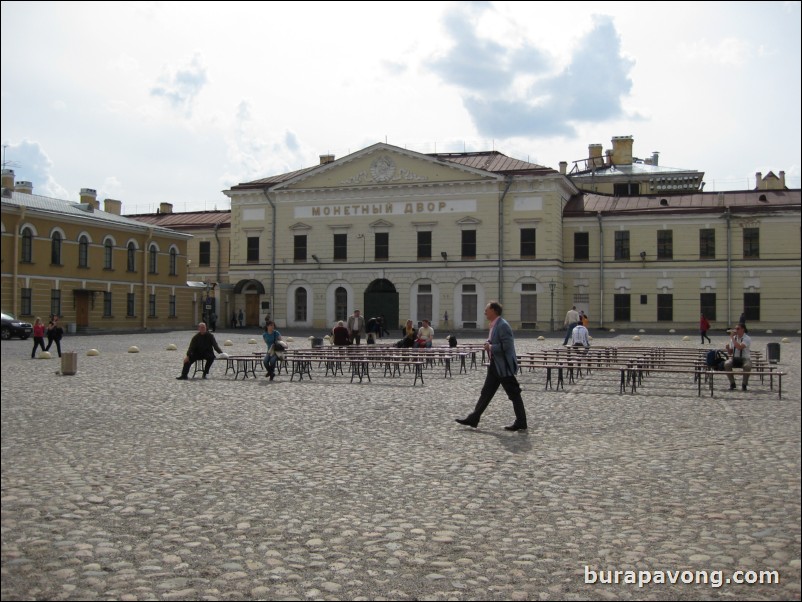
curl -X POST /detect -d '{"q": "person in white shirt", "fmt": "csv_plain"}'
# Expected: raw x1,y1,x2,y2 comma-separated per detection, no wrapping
417,319,435,348
724,323,752,391
563,306,580,345
571,323,590,349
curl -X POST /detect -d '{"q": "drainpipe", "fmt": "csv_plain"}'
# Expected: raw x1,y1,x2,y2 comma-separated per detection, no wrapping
12,207,25,316
725,206,732,325
143,227,153,329
597,212,604,328
214,220,222,314
498,176,514,303
262,188,276,319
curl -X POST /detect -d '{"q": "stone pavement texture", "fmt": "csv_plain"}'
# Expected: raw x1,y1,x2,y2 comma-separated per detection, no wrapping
1,330,800,601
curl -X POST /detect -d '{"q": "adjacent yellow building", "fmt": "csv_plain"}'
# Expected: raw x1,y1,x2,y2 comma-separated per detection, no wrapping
1,170,199,333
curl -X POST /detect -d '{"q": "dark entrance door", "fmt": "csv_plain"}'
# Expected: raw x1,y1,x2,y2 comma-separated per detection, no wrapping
364,279,399,335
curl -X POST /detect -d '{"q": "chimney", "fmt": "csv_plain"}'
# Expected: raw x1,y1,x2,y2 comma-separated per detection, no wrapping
559,161,567,175
779,171,786,188
14,181,33,194
80,188,98,208
755,172,763,190
319,154,335,165
104,199,122,215
605,148,613,166
160,202,173,214
1,169,14,190
651,151,659,166
611,136,633,165
588,144,603,168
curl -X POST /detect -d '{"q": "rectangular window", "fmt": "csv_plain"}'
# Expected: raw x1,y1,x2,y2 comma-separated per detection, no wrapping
614,182,640,196
699,229,716,259
169,295,176,318
461,285,477,327
520,228,536,258
743,228,759,258
247,237,259,263
743,293,760,322
461,230,476,259
50,289,61,318
199,241,211,266
657,293,673,321
375,233,389,261
104,241,113,269
614,231,630,260
417,231,432,260
104,292,112,317
149,293,157,318
294,235,307,262
700,293,716,321
127,293,135,317
657,230,673,260
21,288,32,315
333,233,347,261
574,232,589,260
614,294,631,321
520,283,537,327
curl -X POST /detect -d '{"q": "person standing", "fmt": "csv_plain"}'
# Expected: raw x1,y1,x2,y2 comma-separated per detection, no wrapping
176,322,223,380
209,311,218,332
31,317,46,359
562,305,580,345
724,323,751,391
700,313,712,344
231,310,238,329
45,315,64,357
262,320,283,381
739,311,747,333
456,301,528,431
238,309,244,328
347,309,366,345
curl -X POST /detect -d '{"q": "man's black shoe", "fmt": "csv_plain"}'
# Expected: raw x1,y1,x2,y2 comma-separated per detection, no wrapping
729,383,737,390
503,424,527,431
176,376,188,380
202,374,208,379
455,417,478,428
742,384,747,391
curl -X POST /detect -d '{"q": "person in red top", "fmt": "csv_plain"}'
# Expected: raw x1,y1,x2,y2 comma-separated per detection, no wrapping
31,317,46,359
700,313,712,344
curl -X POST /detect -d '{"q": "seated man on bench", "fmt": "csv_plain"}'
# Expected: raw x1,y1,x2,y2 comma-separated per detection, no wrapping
176,322,223,380
724,323,751,391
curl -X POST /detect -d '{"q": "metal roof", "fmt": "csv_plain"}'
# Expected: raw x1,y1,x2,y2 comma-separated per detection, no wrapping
571,163,702,179
2,191,191,238
127,210,230,229
563,189,801,217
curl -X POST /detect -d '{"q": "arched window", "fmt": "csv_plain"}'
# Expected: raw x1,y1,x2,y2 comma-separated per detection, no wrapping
104,239,114,269
169,248,177,275
127,242,136,272
51,232,62,265
335,287,348,321
78,235,89,268
148,244,158,274
294,288,308,322
21,227,33,263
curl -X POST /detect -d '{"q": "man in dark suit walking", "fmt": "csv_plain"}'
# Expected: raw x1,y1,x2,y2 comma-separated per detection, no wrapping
456,301,528,431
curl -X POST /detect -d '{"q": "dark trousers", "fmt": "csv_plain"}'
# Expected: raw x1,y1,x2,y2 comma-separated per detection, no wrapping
467,362,527,428
351,334,362,345
46,338,62,357
701,330,711,344
180,354,214,378
31,337,46,358
563,322,577,345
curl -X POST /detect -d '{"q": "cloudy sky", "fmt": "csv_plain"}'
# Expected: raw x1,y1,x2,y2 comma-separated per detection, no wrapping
2,1,800,214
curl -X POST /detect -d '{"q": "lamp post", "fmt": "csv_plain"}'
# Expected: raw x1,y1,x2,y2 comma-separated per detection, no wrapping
549,280,556,333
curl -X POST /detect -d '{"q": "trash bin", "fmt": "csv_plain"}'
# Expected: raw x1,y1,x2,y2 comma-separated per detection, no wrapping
311,337,323,348
61,351,78,375
766,342,780,364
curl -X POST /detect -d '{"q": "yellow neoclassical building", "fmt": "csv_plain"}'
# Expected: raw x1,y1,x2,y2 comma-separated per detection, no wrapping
1,170,200,333
222,142,801,333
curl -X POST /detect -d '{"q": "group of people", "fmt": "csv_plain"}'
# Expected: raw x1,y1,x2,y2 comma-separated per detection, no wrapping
230,309,245,329
30,315,64,359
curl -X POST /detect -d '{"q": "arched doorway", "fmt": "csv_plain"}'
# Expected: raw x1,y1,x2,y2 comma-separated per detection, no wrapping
233,279,266,327
364,279,399,333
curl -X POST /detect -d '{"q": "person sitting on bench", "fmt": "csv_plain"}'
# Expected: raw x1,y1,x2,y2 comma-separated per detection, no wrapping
724,323,751,391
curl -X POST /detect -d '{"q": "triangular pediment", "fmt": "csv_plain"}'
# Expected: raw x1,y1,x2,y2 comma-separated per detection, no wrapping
273,143,499,191
456,216,482,226
369,219,394,228
289,222,312,231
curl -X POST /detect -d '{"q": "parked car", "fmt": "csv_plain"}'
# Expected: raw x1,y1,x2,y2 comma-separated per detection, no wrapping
1,312,33,340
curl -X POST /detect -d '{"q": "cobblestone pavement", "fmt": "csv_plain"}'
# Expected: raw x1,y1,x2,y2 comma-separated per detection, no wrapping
2,330,800,601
